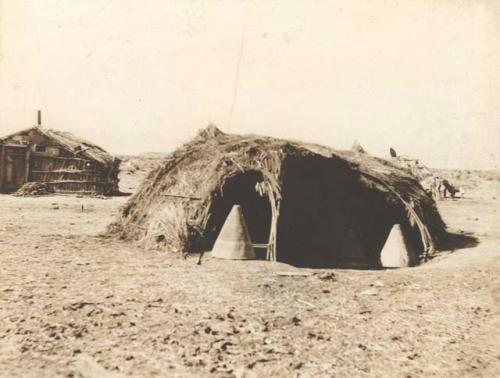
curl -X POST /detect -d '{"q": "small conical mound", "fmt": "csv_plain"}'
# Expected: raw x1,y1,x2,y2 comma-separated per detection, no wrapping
380,224,414,268
211,205,256,260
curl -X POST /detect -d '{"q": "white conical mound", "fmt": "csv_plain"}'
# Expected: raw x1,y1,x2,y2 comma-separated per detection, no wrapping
211,205,256,260
380,224,414,268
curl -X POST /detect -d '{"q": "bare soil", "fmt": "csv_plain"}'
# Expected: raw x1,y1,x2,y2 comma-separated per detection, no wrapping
0,169,499,377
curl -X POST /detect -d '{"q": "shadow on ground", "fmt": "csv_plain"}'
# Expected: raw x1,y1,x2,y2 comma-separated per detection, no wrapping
437,231,479,252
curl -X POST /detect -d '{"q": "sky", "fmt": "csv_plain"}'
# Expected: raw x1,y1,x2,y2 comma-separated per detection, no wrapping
0,0,499,169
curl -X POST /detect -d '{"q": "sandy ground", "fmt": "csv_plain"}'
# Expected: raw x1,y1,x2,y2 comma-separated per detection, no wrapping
0,170,499,378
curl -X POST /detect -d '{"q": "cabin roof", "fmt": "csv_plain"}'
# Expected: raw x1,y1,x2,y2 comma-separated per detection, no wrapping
0,126,117,166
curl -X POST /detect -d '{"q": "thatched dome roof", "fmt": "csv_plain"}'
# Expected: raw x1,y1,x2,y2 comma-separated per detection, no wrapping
110,126,446,267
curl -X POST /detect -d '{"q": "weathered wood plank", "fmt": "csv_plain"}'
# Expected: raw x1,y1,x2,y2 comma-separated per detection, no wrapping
161,194,202,200
0,143,5,189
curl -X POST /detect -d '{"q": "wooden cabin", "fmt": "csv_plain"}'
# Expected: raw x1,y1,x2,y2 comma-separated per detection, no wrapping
0,126,120,195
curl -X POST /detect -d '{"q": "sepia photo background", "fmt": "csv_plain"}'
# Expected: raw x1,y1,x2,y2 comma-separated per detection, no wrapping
0,0,499,169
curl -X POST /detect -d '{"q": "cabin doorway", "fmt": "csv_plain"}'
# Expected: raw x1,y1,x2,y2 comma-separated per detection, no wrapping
1,145,29,192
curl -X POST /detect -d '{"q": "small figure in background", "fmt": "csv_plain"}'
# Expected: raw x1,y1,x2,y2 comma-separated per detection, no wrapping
427,177,461,200
439,179,459,198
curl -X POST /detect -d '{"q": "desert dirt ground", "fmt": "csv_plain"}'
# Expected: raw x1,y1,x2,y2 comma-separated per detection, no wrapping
0,170,499,378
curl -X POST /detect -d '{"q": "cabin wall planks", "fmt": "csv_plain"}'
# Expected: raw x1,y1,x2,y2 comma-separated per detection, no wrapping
0,127,120,195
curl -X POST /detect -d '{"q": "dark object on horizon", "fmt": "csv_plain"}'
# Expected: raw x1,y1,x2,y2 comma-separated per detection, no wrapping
351,141,366,154
0,113,120,195
390,148,397,158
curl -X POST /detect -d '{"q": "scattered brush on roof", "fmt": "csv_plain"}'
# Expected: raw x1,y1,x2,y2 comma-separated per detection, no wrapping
36,128,116,166
351,141,366,154
109,125,447,268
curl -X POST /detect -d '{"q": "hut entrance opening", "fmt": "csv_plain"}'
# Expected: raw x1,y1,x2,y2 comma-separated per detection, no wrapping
276,155,421,268
210,170,273,259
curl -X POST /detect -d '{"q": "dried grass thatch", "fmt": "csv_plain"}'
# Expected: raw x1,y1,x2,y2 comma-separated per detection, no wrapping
14,182,54,197
109,126,446,266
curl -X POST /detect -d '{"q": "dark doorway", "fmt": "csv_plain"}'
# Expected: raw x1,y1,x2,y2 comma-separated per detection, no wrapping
276,155,419,268
1,146,28,192
207,170,273,259
276,155,358,267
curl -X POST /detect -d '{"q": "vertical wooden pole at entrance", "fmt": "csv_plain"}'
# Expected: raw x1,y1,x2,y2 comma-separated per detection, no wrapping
0,144,5,190
24,148,31,184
